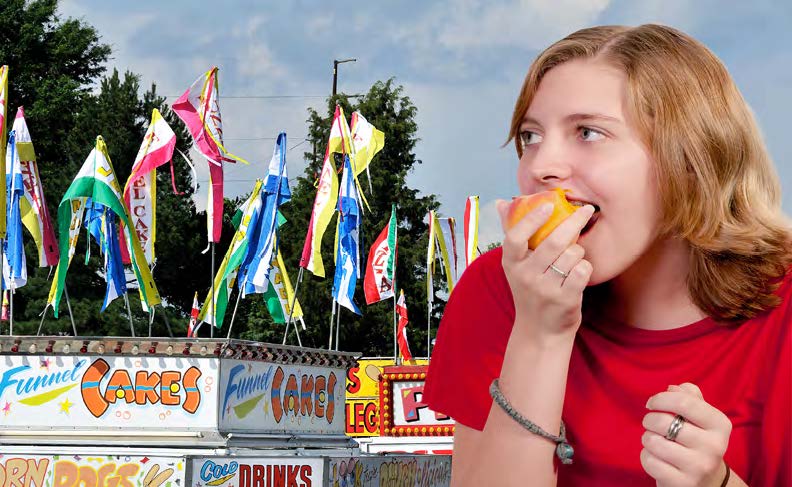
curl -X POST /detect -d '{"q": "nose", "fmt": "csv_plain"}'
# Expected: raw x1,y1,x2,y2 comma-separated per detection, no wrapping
523,138,573,185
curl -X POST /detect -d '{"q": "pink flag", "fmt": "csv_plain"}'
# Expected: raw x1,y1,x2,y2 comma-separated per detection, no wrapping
172,67,246,243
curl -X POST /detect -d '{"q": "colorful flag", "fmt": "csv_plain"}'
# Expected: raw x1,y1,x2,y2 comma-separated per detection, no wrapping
436,217,458,293
0,290,7,321
299,105,350,277
47,136,160,317
463,196,479,268
121,108,177,265
0,65,8,239
237,133,291,296
199,180,263,328
187,292,200,338
332,156,362,314
172,67,247,243
350,111,385,177
364,204,397,304
264,249,305,325
3,131,27,290
426,210,437,306
84,202,126,311
396,290,413,361
12,108,58,267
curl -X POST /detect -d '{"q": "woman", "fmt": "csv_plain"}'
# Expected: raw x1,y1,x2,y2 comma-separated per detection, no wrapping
423,24,791,486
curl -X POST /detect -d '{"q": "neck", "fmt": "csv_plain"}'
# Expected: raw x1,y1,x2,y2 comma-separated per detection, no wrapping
603,237,707,330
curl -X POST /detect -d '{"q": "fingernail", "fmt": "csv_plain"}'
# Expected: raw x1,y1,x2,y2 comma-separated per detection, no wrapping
645,398,652,409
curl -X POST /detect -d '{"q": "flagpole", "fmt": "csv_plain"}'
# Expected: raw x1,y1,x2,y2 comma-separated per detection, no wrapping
335,304,341,351
64,286,77,336
328,299,336,350
283,267,303,345
123,292,135,337
210,242,215,338
293,316,303,347
9,288,13,336
427,301,433,359
393,292,399,365
0,242,4,335
148,308,155,337
226,290,243,340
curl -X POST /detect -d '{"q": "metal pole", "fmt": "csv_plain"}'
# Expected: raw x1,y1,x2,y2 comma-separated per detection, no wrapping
9,288,13,336
332,60,338,97
427,301,433,359
64,286,77,336
335,304,341,351
0,240,4,335
393,292,399,365
210,242,215,338
328,299,336,350
123,293,135,337
226,290,243,340
293,317,303,347
161,308,174,338
148,308,154,337
36,304,49,336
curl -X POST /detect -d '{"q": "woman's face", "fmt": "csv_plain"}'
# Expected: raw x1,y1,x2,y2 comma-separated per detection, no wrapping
517,59,661,285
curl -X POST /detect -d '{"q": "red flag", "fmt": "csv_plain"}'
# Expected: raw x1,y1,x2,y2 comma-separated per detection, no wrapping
364,205,397,304
187,292,200,338
396,290,413,361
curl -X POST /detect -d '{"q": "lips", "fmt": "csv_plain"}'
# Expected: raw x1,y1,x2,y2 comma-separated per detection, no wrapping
566,197,600,236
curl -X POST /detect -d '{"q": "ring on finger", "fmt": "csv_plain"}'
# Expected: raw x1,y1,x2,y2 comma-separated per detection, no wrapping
665,415,685,442
548,263,569,279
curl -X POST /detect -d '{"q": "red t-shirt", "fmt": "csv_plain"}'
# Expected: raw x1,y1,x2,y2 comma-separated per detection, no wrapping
423,247,791,486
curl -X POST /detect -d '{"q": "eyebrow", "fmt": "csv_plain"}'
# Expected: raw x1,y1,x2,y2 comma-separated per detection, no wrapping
521,113,623,126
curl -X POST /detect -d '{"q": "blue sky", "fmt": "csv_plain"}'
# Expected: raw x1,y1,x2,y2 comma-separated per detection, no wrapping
59,0,792,248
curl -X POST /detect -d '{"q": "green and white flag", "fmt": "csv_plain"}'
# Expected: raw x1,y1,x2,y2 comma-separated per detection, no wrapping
198,179,263,328
263,249,305,327
48,136,160,316
364,204,398,304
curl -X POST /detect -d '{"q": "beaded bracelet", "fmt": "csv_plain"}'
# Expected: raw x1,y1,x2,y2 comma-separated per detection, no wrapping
489,378,574,464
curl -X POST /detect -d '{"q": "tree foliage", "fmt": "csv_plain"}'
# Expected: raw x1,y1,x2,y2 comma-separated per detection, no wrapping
236,81,444,357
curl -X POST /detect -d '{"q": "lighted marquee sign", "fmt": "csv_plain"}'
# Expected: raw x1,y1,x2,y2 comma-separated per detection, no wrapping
379,366,454,437
190,457,323,487
0,355,218,430
218,360,345,434
327,455,451,487
0,454,185,487
344,359,428,437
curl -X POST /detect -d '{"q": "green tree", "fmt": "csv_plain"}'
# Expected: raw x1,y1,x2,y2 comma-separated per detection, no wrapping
236,80,444,357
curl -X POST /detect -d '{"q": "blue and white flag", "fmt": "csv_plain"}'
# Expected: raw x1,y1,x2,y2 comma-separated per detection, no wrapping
332,155,362,315
2,131,27,290
84,200,127,311
238,132,291,296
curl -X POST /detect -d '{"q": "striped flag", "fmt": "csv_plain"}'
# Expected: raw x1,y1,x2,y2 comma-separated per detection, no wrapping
299,105,350,277
396,290,413,361
463,196,479,268
237,133,291,296
263,249,305,326
364,205,397,304
84,202,126,311
187,292,200,337
12,108,58,267
332,155,362,314
426,210,437,306
172,67,247,243
3,130,27,290
198,180,263,328
435,217,458,293
120,108,177,265
48,136,160,317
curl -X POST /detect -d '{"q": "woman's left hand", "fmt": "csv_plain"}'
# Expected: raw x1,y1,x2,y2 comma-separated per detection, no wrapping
641,382,732,487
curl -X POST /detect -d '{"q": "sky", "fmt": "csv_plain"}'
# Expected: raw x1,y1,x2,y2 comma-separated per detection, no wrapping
58,0,792,250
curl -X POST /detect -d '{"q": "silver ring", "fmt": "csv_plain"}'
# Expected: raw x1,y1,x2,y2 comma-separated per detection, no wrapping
665,415,685,442
549,264,569,279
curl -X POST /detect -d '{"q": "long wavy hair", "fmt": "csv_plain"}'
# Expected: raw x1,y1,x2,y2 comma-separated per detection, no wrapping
508,24,792,323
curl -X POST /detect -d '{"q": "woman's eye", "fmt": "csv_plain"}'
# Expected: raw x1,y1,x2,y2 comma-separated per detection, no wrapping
579,126,605,142
519,131,542,147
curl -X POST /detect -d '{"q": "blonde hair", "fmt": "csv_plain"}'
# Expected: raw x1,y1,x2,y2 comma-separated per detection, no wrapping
508,24,792,323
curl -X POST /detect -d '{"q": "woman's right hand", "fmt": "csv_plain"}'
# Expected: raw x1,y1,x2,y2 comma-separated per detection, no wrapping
496,200,596,343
